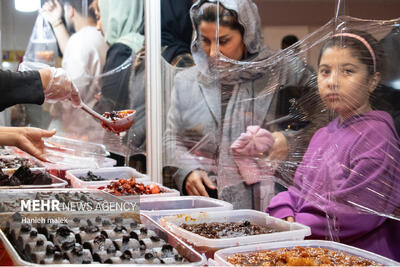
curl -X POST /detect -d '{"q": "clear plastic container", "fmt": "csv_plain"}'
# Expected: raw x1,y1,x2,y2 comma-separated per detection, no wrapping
0,212,206,265
44,135,111,168
42,155,100,180
100,157,117,167
66,167,149,188
0,169,67,189
45,136,109,157
160,209,311,258
213,240,399,266
140,196,233,222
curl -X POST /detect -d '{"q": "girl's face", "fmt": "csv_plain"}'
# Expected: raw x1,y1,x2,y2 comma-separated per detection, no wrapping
199,21,246,61
318,46,379,120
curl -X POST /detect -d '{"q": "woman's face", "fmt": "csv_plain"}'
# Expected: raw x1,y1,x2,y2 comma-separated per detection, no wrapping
93,2,103,36
318,46,378,119
199,21,246,61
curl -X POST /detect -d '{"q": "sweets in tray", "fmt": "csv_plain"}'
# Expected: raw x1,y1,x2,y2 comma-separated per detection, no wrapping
226,246,382,266
4,212,187,264
179,221,281,239
0,157,40,169
160,210,311,258
99,178,164,196
0,166,51,186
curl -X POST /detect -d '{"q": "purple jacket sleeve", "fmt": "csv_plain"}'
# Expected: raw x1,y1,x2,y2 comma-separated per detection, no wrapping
301,123,399,242
266,187,299,218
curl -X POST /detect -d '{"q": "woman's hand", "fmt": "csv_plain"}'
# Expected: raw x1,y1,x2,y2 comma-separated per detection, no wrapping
185,170,216,197
285,216,294,222
0,127,56,162
267,131,289,162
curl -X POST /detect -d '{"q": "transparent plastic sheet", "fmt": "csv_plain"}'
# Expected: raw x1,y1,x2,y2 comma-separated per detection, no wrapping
45,53,145,161
163,0,400,259
41,0,145,167
162,59,191,188
20,13,58,129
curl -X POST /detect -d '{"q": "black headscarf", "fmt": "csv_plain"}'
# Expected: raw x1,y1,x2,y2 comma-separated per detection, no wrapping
161,0,193,63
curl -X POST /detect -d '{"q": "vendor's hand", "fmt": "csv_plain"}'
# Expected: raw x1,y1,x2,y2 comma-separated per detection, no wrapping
40,0,63,26
0,127,56,162
285,216,294,222
185,170,216,197
39,68,82,107
267,132,289,162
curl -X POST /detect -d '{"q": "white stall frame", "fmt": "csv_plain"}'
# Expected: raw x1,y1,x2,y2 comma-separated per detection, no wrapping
145,0,162,184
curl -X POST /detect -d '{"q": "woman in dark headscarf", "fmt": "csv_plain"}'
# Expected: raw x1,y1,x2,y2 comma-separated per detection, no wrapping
161,0,194,67
92,0,144,114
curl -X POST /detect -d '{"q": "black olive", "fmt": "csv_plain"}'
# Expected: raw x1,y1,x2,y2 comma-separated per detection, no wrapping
20,224,31,233
46,244,57,256
122,235,130,243
150,235,160,242
30,230,38,237
145,252,154,260
56,226,72,237
113,225,127,233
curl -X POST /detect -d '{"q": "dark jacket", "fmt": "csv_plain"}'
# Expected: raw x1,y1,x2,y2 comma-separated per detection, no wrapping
94,43,133,114
0,70,44,111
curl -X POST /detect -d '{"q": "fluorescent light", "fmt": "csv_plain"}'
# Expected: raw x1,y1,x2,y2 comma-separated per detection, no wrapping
15,0,41,12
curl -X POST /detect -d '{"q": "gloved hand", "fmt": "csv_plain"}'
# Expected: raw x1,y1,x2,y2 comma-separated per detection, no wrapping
231,125,275,185
42,67,82,107
40,0,63,26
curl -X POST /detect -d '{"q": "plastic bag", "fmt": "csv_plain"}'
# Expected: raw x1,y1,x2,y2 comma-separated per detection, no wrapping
23,13,58,66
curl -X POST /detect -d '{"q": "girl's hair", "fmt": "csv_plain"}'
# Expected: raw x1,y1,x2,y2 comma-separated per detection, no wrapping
318,30,385,76
193,1,244,36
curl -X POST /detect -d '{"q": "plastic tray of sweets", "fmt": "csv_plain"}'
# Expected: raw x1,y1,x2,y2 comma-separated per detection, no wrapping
213,240,399,266
160,209,311,258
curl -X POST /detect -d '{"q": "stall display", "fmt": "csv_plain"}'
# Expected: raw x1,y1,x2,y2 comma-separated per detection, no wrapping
96,180,180,199
213,240,399,266
0,168,67,189
160,210,311,258
0,212,205,265
0,155,45,171
66,167,149,188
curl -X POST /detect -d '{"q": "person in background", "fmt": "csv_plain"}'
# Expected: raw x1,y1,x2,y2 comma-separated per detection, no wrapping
164,0,315,210
92,0,144,114
40,0,69,54
41,0,108,138
281,34,299,50
0,67,81,161
267,30,400,261
161,0,194,67
42,0,108,103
